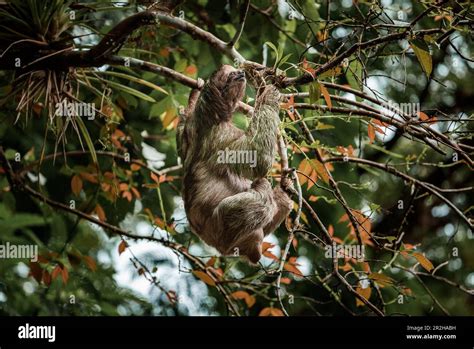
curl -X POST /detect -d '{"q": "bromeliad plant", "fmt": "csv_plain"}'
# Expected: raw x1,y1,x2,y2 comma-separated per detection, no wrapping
0,0,166,161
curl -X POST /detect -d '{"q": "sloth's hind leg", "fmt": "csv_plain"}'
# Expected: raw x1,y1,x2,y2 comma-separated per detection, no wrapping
212,179,276,263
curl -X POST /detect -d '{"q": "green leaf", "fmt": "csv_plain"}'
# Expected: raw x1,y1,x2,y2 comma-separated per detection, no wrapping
315,121,334,130
346,57,363,91
96,71,168,95
302,1,320,36
0,214,48,232
86,77,156,103
309,82,321,105
75,116,98,165
277,53,293,68
264,41,280,68
410,39,432,77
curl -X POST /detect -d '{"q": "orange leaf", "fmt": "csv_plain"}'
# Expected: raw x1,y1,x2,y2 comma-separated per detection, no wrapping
162,109,177,129
231,291,249,300
418,111,429,121
261,242,274,253
284,261,303,277
95,204,106,222
328,224,334,236
184,65,198,76
51,265,62,280
79,172,98,184
131,163,141,171
262,242,279,261
368,272,393,287
83,256,97,272
206,256,217,267
61,266,69,284
413,252,434,272
368,122,375,143
263,251,279,260
231,291,256,308
372,119,389,128
159,47,170,57
118,240,128,255
259,307,284,317
154,217,166,229
130,186,141,199
271,308,284,316
313,159,330,184
355,285,372,307
151,172,160,184
280,277,292,285
192,270,216,286
320,84,332,109
122,191,132,202
71,175,83,196
42,270,51,286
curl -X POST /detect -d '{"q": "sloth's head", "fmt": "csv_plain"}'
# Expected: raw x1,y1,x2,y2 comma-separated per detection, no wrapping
207,64,246,112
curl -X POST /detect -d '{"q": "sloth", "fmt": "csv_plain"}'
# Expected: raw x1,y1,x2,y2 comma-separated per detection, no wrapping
177,65,292,263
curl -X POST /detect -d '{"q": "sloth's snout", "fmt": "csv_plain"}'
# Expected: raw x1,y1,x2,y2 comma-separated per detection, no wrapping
233,70,246,81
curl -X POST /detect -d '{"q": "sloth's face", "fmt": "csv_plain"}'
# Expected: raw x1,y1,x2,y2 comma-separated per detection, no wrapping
210,65,246,110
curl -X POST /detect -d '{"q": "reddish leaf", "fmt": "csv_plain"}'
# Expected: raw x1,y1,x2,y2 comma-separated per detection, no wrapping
83,256,97,272
368,272,394,287
29,262,43,283
192,270,216,286
368,123,375,143
122,190,133,202
42,270,51,286
284,258,304,277
259,307,284,316
118,240,128,255
95,204,106,222
150,172,160,183
184,65,198,76
231,291,256,308
51,265,62,280
61,266,69,284
320,84,332,109
130,163,141,171
206,257,217,267
71,175,83,196
79,172,98,184
413,252,434,272
262,242,279,261
130,186,141,199
355,285,372,307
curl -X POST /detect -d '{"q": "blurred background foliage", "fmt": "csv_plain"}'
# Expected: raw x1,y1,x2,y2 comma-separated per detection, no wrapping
0,0,472,316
